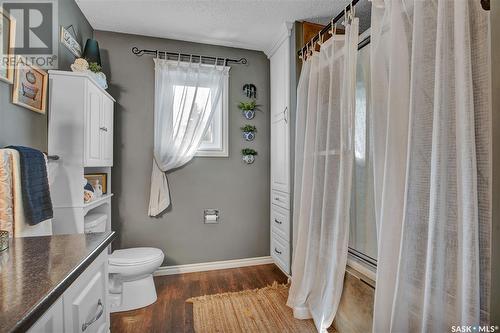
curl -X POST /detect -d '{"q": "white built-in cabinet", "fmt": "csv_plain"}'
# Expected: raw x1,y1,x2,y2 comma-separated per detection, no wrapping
85,82,114,167
48,70,115,235
269,26,292,275
28,251,110,333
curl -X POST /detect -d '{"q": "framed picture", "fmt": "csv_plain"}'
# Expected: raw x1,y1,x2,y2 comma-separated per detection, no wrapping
12,56,48,114
84,173,108,195
0,9,16,84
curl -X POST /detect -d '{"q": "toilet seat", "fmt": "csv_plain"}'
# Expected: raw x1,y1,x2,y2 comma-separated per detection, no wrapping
109,247,164,266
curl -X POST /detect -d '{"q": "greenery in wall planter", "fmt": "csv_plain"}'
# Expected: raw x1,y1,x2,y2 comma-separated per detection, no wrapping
242,148,258,164
238,100,260,120
241,124,257,141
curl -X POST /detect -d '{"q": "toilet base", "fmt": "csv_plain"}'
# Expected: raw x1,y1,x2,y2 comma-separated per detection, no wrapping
109,274,158,313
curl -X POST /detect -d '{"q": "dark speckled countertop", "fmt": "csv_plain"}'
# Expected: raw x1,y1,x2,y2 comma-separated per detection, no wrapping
0,231,115,333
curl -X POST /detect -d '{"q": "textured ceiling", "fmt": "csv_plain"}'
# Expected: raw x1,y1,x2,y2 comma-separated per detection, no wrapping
76,0,353,54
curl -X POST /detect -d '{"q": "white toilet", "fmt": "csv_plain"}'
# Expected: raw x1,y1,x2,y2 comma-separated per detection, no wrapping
108,247,164,313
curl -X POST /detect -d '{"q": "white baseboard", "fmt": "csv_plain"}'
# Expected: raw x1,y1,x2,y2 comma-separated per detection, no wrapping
154,256,274,276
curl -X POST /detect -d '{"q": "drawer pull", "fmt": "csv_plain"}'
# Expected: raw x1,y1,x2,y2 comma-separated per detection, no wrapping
82,299,103,331
274,218,282,225
274,248,282,255
274,197,280,201
99,126,108,132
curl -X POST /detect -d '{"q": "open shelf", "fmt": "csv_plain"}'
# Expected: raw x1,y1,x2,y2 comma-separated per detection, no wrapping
83,193,114,215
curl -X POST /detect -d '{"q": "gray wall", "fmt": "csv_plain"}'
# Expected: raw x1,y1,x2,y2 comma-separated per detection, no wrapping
95,31,270,266
0,0,93,150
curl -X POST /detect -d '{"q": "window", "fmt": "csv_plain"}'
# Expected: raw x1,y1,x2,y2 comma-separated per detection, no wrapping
172,73,229,157
348,32,378,270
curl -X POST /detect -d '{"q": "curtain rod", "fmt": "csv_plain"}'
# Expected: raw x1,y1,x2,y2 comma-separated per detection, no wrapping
298,0,489,57
131,47,248,65
298,0,360,58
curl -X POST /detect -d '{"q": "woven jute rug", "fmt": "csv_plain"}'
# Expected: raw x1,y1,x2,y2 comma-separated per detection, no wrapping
187,282,328,333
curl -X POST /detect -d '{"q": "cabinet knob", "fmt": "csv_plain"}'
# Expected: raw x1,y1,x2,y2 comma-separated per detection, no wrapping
274,218,282,225
99,126,108,132
274,197,280,201
274,248,282,255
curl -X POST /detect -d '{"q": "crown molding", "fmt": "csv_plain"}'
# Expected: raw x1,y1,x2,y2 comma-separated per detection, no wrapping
264,22,293,58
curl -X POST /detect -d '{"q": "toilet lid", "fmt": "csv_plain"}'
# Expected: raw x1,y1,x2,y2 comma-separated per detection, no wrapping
109,247,164,266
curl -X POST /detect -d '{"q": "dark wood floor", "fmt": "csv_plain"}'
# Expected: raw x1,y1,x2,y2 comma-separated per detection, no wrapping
110,264,288,333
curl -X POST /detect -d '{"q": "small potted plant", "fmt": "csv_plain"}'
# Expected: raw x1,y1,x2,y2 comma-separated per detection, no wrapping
241,124,257,141
88,62,108,89
238,100,259,120
241,148,257,164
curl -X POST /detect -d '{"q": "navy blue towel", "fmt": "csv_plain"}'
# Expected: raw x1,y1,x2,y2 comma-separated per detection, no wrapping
7,146,53,225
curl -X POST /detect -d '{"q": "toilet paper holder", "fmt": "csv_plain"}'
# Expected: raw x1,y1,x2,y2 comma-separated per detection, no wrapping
204,209,219,224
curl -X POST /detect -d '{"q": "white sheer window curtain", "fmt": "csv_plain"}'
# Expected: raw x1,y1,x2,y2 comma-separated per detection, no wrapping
148,58,229,216
287,17,359,333
371,0,491,331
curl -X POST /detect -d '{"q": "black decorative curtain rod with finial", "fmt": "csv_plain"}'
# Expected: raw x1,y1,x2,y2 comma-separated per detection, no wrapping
298,0,490,58
131,47,248,65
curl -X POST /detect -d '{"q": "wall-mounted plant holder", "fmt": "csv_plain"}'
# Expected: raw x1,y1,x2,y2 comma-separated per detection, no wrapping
242,148,257,164
243,110,255,120
241,125,257,141
238,100,259,120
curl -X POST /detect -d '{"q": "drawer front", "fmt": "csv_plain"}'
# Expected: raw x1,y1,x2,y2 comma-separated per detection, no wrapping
271,204,290,241
64,251,109,333
271,190,289,210
271,232,290,274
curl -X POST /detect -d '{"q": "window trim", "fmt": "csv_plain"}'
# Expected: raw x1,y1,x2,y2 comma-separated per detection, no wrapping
347,29,377,274
196,70,229,157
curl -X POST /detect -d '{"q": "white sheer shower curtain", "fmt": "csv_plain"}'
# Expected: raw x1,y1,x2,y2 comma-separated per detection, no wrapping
148,58,227,216
287,17,359,333
371,0,491,331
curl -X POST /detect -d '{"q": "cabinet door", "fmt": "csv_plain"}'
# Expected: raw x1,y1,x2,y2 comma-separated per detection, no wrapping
28,297,64,333
100,97,114,166
270,43,286,116
64,251,109,333
85,83,102,167
270,38,290,195
271,110,290,194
